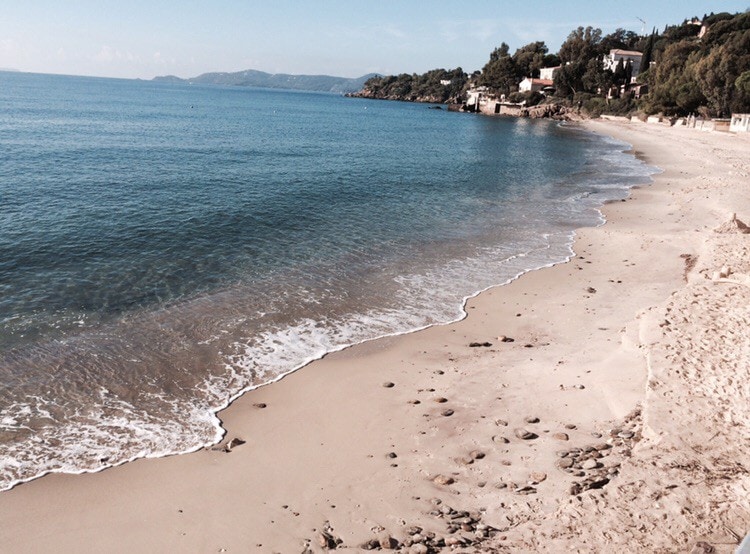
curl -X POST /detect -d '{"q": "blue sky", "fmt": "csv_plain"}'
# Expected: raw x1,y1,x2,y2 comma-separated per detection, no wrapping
1,1,747,79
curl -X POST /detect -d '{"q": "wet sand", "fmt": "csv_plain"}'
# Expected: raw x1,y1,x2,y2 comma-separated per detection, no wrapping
1,120,749,553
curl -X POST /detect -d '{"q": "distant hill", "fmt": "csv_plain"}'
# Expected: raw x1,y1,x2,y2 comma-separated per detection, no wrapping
153,69,378,94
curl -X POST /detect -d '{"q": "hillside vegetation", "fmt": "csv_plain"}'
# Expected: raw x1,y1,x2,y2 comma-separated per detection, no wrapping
352,10,750,118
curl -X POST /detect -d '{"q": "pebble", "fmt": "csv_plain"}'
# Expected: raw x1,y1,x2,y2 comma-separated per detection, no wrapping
469,341,492,347
586,287,597,293
495,419,508,427
565,423,577,430
514,486,537,495
382,382,395,388
407,399,421,404
409,544,429,554
253,403,267,409
524,416,540,424
618,431,635,439
433,475,455,486
492,435,510,444
434,397,448,403
573,384,585,390
441,409,454,417
529,471,547,483
514,428,537,440
582,459,600,470
556,458,574,469
552,432,569,441
387,452,397,459
500,336,515,343
470,450,485,460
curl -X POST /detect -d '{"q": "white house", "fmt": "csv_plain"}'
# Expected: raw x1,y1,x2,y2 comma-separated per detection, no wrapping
518,77,554,93
730,113,750,133
440,79,452,86
603,49,643,77
539,66,561,80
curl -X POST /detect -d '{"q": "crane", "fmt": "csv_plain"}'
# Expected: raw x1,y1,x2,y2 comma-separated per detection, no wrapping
636,17,647,36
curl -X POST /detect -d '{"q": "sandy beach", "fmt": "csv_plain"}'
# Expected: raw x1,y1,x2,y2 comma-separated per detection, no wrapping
1,120,749,553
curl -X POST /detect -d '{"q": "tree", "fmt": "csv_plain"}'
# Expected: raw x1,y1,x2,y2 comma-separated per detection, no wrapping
479,42,518,94
512,41,549,78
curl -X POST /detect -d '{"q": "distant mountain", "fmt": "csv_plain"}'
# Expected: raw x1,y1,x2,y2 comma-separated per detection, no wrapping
152,69,378,94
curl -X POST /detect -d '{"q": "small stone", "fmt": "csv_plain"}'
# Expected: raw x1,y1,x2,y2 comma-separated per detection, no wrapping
495,482,508,489
253,403,267,409
317,532,335,549
407,399,421,404
386,452,397,459
689,541,715,554
552,432,569,441
495,419,508,427
382,382,395,388
556,458,574,469
434,397,448,403
529,472,547,483
565,423,577,430
469,341,492,347
433,475,455,486
618,431,634,439
514,428,538,440
470,450,485,460
524,416,540,424
378,532,396,550
406,526,422,536
441,409,454,417
224,438,246,451
586,287,597,293
573,384,585,390
409,544,429,554
492,435,510,444
434,370,445,375
582,459,600,470
514,486,537,495
500,336,515,343
361,538,381,550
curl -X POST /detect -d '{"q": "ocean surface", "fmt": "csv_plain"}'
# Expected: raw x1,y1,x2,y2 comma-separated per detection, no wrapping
0,71,657,490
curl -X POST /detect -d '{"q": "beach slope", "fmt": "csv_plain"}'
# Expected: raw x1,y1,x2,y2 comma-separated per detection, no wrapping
1,121,748,553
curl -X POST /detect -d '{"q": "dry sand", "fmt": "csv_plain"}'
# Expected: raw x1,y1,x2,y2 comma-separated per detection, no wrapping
1,120,749,553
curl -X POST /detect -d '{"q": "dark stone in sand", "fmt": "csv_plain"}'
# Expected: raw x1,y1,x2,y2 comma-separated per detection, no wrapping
383,381,395,388
253,403,267,409
689,541,715,554
565,423,577,430
469,341,492,347
500,336,515,343
225,438,246,451
514,428,537,440
387,452,397,459
434,397,448,403
524,416,540,424
586,287,597,293
433,474,455,485
495,419,508,427
557,458,574,469
514,485,537,495
408,399,421,404
470,450,485,460
317,532,336,549
492,435,510,444
553,432,569,441
441,409,455,417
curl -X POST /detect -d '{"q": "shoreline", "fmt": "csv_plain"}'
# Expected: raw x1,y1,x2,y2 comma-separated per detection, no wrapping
1,120,749,552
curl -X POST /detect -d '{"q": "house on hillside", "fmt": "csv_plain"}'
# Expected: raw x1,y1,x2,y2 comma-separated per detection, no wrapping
730,114,750,133
539,66,561,80
603,49,643,78
518,77,554,94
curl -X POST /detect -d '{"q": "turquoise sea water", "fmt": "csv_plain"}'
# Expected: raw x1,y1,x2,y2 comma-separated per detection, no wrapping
0,71,656,490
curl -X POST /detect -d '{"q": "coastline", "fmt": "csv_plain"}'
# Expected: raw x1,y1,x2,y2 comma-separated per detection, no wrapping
1,120,749,552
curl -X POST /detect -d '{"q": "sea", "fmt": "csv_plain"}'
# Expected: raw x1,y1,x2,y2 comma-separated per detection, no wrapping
0,71,657,491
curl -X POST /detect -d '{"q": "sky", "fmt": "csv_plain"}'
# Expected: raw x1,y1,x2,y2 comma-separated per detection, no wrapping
1,1,747,79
